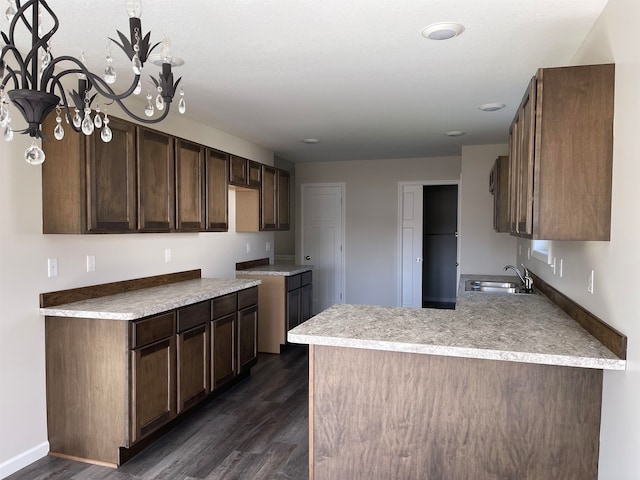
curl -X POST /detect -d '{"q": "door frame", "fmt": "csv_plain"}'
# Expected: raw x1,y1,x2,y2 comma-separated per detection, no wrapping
299,182,346,309
396,180,461,307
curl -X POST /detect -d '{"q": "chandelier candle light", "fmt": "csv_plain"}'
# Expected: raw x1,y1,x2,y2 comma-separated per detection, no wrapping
0,0,186,164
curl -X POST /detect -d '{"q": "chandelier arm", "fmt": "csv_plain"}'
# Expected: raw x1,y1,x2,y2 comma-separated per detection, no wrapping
43,57,140,101
0,65,21,90
1,45,28,89
111,96,172,124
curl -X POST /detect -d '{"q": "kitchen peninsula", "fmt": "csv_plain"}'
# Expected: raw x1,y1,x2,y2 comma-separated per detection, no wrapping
288,278,626,480
39,270,260,467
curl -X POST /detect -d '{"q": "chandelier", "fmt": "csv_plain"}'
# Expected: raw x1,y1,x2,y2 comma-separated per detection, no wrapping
0,0,186,164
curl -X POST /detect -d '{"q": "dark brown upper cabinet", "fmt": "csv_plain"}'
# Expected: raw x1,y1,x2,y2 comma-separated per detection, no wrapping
491,156,509,233
229,155,261,189
175,139,205,232
508,63,614,241
261,165,277,231
42,115,138,234
276,169,290,230
137,127,175,232
205,148,229,232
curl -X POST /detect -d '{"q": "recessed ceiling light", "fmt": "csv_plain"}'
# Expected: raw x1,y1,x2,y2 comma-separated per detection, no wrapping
478,103,506,112
421,22,465,41
445,131,466,137
302,138,320,144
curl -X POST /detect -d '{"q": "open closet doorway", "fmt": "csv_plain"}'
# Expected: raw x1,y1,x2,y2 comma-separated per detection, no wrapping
397,181,460,308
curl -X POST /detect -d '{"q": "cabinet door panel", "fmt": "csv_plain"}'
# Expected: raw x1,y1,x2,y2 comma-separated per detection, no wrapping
287,288,301,331
87,117,137,232
277,169,290,230
261,165,277,231
301,283,313,323
248,161,261,188
238,305,258,373
175,139,205,231
211,313,236,389
177,324,209,413
205,148,229,231
131,337,175,442
137,128,175,232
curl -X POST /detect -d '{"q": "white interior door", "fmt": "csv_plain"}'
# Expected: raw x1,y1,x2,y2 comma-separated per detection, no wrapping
401,185,423,308
301,184,345,314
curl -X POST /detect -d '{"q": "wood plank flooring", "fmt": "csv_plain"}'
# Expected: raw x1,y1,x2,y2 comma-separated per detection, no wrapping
7,346,309,480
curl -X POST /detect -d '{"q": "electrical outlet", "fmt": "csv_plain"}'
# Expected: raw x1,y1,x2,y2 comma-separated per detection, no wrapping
47,258,58,278
518,245,522,256
587,270,595,294
246,243,251,254
551,257,557,275
165,248,172,262
86,255,95,272
527,247,531,260
266,242,271,252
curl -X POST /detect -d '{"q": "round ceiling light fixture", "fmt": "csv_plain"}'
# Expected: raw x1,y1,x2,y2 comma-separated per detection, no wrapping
421,22,465,41
478,103,506,112
445,130,466,137
302,138,320,144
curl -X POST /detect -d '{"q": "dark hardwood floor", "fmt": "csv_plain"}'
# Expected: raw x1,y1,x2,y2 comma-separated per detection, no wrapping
7,345,309,480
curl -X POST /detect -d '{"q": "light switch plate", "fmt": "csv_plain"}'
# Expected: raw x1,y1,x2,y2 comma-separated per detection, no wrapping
86,255,95,272
47,258,58,278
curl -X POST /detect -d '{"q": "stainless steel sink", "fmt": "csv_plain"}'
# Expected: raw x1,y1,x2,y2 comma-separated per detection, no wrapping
465,279,529,294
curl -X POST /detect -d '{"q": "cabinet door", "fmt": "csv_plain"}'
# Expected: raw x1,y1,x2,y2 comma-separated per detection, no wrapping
238,305,258,373
286,287,301,331
211,313,236,390
261,165,277,231
137,128,175,232
492,156,510,233
229,155,248,186
277,169,290,230
248,161,261,189
205,148,229,231
131,337,176,442
177,324,209,413
86,117,137,232
301,283,313,323
175,139,205,231
513,77,536,237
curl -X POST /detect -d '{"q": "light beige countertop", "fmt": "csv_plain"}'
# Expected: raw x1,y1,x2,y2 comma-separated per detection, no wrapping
236,264,312,276
288,276,625,370
39,278,261,321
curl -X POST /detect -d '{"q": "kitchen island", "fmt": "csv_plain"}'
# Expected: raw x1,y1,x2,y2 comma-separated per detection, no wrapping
288,278,625,480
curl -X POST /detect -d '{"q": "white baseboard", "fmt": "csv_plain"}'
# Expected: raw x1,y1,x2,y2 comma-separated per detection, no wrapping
0,442,49,479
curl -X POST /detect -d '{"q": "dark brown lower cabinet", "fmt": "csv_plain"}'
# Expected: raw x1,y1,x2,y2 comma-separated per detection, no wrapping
44,285,258,467
131,336,176,443
211,312,237,389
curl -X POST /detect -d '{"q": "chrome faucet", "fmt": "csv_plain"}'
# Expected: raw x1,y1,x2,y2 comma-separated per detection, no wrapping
503,264,534,292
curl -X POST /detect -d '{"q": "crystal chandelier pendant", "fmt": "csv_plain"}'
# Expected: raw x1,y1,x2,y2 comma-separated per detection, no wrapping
5,0,15,22
104,56,117,84
178,88,186,114
0,102,9,127
155,87,164,111
101,116,112,142
4,125,13,142
72,109,82,128
144,92,154,117
81,107,94,135
25,140,45,165
41,48,52,69
133,79,142,95
94,106,103,128
53,108,64,140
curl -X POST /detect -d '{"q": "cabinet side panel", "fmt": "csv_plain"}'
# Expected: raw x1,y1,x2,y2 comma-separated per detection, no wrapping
312,346,602,480
46,317,128,465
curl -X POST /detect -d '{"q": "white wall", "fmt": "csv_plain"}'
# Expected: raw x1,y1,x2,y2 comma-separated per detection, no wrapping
0,112,274,478
296,154,515,306
515,1,640,478
460,144,516,275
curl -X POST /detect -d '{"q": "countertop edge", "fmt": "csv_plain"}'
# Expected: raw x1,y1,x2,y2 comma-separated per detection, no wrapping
287,333,627,371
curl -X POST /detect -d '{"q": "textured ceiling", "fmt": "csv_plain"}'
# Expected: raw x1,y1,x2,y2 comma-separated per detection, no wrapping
6,0,610,162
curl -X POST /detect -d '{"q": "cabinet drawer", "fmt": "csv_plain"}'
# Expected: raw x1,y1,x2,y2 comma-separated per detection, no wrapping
131,312,175,349
238,286,258,309
177,300,211,333
286,274,301,291
212,293,237,319
301,271,312,286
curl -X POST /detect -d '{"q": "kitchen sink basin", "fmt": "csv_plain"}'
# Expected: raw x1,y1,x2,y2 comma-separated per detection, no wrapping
465,279,531,294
